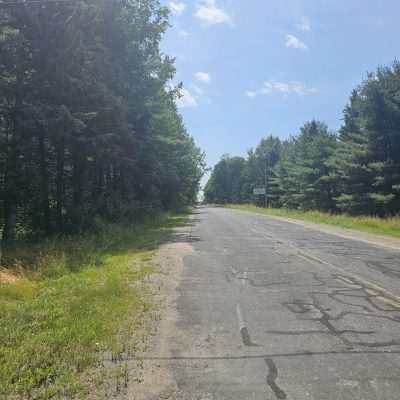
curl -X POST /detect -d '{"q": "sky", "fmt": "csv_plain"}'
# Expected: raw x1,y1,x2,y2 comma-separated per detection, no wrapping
161,0,400,185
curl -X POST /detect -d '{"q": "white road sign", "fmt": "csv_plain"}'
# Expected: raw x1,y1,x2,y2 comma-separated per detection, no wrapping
253,188,266,195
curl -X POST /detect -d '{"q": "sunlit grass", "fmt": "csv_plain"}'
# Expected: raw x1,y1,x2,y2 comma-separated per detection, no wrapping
227,205,400,239
0,213,189,399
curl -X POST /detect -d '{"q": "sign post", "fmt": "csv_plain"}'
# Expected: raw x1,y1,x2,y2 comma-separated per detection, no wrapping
253,188,267,208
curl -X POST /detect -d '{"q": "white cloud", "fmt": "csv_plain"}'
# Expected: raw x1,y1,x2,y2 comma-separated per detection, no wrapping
246,80,318,98
285,34,308,50
177,88,198,108
298,16,311,32
194,0,232,26
195,71,211,83
178,30,190,39
262,80,317,95
169,1,186,16
245,90,257,98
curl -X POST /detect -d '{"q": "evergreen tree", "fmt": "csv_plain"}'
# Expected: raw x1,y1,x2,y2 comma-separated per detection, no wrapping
0,0,205,257
278,121,337,211
204,155,247,204
205,62,400,217
244,135,283,206
334,62,400,215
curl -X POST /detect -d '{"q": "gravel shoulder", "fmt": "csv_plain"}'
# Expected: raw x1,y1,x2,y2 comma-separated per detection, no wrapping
126,223,194,400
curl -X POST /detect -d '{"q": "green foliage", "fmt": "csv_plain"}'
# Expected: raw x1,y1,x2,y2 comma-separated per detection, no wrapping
204,155,247,204
205,61,400,217
333,62,400,215
244,135,284,206
0,213,188,399
278,121,337,211
0,0,205,250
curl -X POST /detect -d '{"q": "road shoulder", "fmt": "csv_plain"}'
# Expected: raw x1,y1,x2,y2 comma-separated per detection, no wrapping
232,208,400,252
127,224,193,400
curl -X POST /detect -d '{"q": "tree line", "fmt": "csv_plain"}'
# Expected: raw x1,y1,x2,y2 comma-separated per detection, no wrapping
0,0,205,250
204,61,400,217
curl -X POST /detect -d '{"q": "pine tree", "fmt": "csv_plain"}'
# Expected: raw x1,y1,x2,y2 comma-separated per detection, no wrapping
334,62,400,215
244,135,283,206
278,121,337,211
204,155,246,204
0,0,205,257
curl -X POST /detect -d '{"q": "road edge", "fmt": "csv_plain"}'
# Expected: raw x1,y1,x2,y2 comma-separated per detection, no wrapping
228,207,400,252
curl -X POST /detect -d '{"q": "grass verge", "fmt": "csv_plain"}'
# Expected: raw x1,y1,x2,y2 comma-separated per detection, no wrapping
227,204,400,239
0,213,188,400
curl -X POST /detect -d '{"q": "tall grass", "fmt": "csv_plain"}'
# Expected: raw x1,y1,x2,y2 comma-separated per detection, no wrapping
0,214,188,399
227,205,400,239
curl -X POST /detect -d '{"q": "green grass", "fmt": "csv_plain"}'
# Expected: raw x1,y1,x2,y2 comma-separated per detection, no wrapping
0,213,188,400
227,204,400,239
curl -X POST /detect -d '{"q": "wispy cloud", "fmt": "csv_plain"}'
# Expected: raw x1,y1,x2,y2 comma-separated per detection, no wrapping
285,34,308,50
194,0,232,26
246,80,318,98
178,30,190,39
298,16,311,32
177,88,198,108
169,1,186,16
195,71,211,84
245,90,257,98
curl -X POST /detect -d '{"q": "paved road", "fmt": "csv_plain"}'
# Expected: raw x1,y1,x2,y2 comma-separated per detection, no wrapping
147,206,400,400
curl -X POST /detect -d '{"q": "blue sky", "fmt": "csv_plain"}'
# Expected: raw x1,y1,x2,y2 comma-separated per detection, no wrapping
161,0,400,184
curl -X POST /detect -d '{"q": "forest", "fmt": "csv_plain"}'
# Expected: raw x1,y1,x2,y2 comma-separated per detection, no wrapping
204,61,400,217
0,0,205,257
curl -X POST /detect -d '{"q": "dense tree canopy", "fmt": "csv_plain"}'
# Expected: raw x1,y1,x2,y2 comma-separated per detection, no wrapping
278,121,337,211
203,155,247,204
244,135,284,207
0,0,205,250
205,61,400,217
334,63,400,215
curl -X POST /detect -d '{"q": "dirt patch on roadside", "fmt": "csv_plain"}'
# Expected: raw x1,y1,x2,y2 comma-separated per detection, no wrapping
0,269,21,284
126,225,193,400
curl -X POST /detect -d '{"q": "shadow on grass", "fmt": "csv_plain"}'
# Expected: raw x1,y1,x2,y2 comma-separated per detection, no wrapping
1,210,200,279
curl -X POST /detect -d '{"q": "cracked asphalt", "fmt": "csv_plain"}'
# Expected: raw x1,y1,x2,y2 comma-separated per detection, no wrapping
144,206,400,400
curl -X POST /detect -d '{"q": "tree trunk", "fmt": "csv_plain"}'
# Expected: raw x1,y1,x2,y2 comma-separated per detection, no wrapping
38,130,51,235
2,119,18,244
72,148,85,231
73,157,82,208
1,120,18,266
56,138,65,234
2,200,17,244
1,45,25,263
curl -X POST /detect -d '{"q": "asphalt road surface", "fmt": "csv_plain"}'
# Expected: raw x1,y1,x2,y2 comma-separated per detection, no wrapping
145,206,400,400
